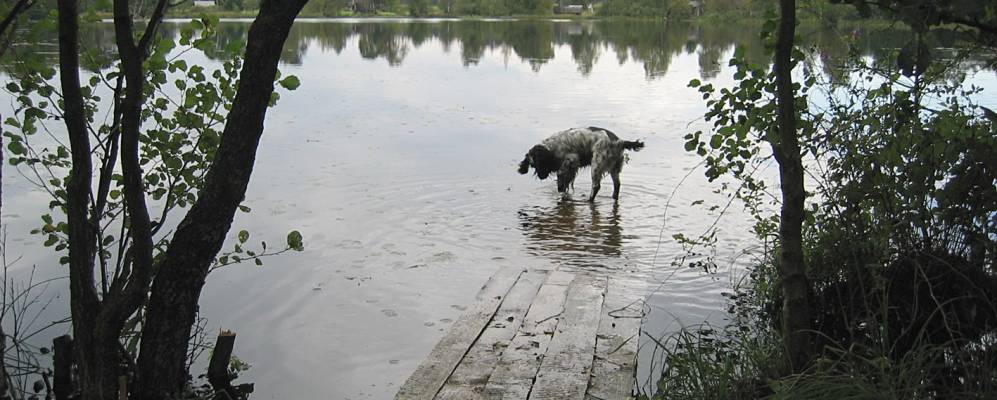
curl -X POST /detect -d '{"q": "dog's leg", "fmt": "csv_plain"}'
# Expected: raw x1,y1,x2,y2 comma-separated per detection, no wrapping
589,167,605,202
558,168,577,200
610,169,621,200
610,160,623,200
558,155,580,197
589,153,609,202
567,166,578,194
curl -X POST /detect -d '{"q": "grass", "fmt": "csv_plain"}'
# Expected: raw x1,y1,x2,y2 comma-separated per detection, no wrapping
645,318,997,399
642,325,783,400
771,342,997,400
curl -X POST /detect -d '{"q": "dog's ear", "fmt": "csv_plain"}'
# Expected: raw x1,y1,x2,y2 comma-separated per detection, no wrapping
528,145,557,180
518,154,531,174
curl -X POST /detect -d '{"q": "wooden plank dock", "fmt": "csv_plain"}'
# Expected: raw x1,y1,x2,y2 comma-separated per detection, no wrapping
396,267,642,400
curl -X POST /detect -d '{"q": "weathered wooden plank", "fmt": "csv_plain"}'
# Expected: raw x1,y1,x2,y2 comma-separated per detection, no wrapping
544,269,576,286
586,277,642,400
529,274,607,400
483,276,573,400
435,384,486,400
436,269,549,400
396,267,526,400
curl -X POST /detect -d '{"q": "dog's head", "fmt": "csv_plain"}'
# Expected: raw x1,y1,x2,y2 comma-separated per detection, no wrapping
518,145,558,180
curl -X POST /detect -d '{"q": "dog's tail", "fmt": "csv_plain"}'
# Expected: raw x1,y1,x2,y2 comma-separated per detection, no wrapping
622,140,645,152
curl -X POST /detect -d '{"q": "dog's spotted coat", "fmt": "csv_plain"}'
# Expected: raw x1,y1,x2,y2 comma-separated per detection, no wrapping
518,127,644,201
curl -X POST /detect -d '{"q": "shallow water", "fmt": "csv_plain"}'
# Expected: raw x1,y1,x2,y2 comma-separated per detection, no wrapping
2,18,996,399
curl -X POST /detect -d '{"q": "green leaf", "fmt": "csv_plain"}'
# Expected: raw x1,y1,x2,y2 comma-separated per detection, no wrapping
688,79,701,88
183,94,198,108
278,75,301,91
255,258,263,266
164,157,182,170
287,230,304,251
710,134,723,149
238,230,249,244
733,46,746,60
7,141,26,155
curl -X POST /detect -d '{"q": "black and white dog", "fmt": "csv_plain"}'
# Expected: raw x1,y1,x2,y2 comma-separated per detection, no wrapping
518,127,644,201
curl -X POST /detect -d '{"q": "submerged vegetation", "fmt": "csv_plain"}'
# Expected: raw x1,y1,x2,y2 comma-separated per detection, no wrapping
648,1,997,398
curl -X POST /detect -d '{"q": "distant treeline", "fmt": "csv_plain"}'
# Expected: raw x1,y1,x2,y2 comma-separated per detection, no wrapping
64,0,559,17
52,0,867,19
598,0,865,20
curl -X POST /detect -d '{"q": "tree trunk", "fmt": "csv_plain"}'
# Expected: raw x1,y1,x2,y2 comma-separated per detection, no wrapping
772,0,811,373
52,335,74,400
207,330,238,398
57,0,121,398
135,1,308,398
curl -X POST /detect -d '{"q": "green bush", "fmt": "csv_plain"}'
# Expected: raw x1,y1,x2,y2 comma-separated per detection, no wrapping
652,17,997,400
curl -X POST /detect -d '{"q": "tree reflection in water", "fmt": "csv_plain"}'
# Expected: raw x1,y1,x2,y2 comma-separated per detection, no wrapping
11,19,941,81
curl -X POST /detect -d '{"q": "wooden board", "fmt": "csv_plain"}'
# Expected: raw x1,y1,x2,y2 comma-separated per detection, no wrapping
586,277,642,400
544,269,576,287
395,267,525,400
528,274,607,400
436,269,549,400
483,274,573,400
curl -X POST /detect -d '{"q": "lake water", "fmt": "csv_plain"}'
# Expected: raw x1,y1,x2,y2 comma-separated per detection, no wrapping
2,18,995,399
